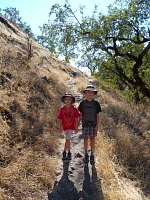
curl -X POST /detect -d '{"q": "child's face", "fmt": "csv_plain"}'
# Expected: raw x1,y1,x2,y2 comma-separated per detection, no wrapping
64,97,72,105
85,90,95,99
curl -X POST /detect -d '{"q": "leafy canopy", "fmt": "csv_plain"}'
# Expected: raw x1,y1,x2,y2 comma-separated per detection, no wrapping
38,0,150,101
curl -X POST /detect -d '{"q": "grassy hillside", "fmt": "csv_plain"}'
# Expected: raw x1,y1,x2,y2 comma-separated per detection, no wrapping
95,82,150,199
0,16,87,199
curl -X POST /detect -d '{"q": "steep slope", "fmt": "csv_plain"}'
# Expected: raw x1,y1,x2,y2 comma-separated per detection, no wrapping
95,84,150,200
0,15,87,199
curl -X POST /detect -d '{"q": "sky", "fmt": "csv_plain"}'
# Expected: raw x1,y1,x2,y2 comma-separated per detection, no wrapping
0,0,115,35
0,0,115,75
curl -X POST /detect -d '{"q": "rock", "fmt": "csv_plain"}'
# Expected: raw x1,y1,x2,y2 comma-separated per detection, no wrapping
69,170,73,174
55,171,61,176
75,152,83,158
71,166,76,171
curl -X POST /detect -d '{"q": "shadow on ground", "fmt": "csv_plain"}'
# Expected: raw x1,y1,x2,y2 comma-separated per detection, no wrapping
48,161,79,200
48,160,103,200
79,164,104,200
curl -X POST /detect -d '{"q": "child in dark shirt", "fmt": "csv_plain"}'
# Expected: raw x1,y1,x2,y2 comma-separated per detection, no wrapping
78,85,101,165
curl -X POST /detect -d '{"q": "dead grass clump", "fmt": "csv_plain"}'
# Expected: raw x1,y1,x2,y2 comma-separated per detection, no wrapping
0,66,64,141
0,58,68,199
29,72,52,100
96,133,127,200
73,76,88,92
0,148,57,199
33,134,58,155
0,188,7,200
98,87,150,197
113,125,133,165
96,132,148,200
0,105,13,126
102,94,150,135
0,71,12,86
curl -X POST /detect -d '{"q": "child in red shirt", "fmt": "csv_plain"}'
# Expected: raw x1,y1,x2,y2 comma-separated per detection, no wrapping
57,93,80,160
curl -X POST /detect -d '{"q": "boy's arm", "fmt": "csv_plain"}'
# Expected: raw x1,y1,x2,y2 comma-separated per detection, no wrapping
78,112,82,126
59,119,63,133
95,113,100,132
75,117,79,134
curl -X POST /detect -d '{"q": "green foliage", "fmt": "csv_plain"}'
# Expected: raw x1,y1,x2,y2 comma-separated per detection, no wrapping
1,1,148,102
1,7,35,38
37,0,150,101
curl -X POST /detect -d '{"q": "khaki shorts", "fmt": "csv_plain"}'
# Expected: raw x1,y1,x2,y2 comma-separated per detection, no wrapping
64,129,73,139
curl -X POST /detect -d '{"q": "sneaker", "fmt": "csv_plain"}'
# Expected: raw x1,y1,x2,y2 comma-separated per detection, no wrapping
84,154,89,164
67,152,72,160
90,155,95,165
62,151,67,160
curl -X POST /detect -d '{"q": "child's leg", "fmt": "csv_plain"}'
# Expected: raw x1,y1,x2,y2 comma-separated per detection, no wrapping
66,139,71,160
83,127,90,163
90,136,95,165
63,138,71,160
90,136,95,154
65,139,71,151
65,130,73,160
84,136,89,153
63,130,72,151
84,136,89,163
62,130,70,160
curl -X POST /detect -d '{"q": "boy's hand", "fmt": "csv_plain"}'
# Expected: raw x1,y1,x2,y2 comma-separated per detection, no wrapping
94,126,98,133
74,127,78,134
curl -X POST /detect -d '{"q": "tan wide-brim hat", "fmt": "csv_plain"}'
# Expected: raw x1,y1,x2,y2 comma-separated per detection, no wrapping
61,93,75,103
83,85,97,95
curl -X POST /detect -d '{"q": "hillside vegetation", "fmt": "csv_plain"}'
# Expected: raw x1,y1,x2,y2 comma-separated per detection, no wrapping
95,84,150,199
0,16,150,200
0,16,86,199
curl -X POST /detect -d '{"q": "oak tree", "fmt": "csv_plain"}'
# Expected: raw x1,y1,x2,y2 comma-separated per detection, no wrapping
37,0,150,100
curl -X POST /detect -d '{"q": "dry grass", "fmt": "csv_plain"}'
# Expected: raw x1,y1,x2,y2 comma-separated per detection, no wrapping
95,83,150,199
0,17,87,199
96,133,148,200
0,66,65,199
0,148,58,199
0,74,69,199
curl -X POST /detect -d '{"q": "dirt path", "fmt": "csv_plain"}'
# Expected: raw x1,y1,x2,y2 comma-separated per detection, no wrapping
47,79,104,200
48,132,103,200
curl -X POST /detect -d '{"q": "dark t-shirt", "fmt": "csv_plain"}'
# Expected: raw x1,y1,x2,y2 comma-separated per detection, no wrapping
78,99,102,127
